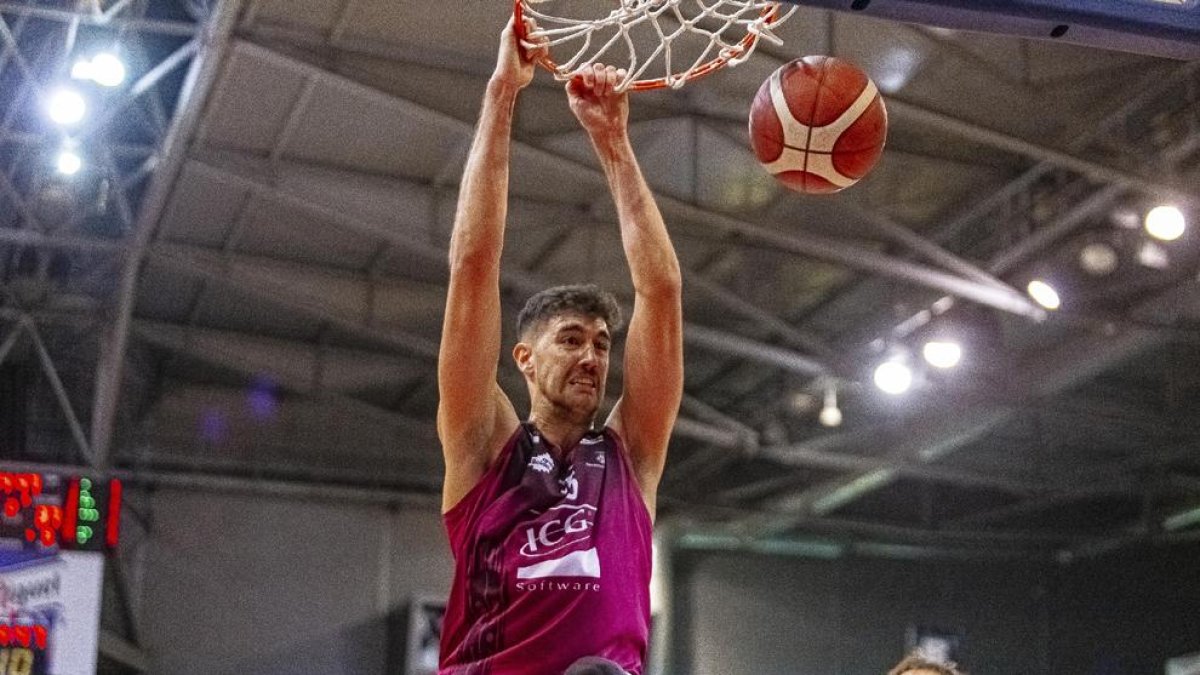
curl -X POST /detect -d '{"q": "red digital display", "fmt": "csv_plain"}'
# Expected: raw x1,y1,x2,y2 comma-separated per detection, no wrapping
0,472,120,552
0,625,47,650
0,625,49,675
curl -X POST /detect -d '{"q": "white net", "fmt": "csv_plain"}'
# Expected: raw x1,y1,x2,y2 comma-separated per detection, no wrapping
516,0,797,91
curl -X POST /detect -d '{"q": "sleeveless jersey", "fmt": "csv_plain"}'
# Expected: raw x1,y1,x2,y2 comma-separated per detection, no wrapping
440,423,652,675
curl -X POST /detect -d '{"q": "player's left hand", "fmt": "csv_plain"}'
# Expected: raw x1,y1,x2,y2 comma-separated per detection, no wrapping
566,63,629,139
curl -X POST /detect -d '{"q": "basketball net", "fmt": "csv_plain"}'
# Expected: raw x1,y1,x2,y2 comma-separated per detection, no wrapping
514,0,797,91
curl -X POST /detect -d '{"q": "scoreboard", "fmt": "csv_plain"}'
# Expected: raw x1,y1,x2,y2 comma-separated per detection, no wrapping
0,472,121,553
1,471,116,675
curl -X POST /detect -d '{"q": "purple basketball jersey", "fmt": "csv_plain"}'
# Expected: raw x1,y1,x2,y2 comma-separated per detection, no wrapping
440,423,652,675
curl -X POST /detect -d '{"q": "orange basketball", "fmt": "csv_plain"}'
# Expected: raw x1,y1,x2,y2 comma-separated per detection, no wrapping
749,56,888,194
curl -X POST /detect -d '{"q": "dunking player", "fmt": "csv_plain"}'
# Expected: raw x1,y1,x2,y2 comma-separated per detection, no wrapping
435,14,683,675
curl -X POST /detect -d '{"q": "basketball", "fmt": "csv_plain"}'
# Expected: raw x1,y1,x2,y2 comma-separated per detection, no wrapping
749,55,888,194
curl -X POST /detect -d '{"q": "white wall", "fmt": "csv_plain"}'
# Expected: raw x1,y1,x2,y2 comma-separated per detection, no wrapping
134,488,452,675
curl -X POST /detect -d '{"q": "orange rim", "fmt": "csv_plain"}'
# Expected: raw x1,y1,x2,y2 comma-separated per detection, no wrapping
513,0,783,91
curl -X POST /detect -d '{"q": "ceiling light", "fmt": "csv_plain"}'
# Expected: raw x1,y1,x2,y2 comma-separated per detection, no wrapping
1145,205,1185,241
56,149,82,175
71,59,93,81
873,360,912,395
1026,279,1060,310
71,53,127,87
922,340,962,369
1078,242,1119,276
47,88,86,125
818,383,842,427
89,53,126,87
1137,241,1169,269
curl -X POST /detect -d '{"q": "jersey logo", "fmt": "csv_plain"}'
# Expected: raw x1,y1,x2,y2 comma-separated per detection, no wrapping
559,470,579,500
529,452,554,474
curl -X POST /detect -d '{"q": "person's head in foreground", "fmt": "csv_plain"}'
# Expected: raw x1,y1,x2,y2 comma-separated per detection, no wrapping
514,283,623,426
888,652,966,675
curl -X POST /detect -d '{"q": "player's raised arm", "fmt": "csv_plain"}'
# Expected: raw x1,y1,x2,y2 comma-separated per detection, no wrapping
437,18,543,512
567,65,684,516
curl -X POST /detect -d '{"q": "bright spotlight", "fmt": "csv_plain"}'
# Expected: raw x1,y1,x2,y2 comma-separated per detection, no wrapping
818,405,843,427
90,53,126,87
56,149,82,175
922,340,962,369
873,360,913,395
1027,279,1061,311
71,53,127,87
1145,205,1185,242
818,383,842,427
1078,242,1119,276
71,59,93,81
47,89,86,125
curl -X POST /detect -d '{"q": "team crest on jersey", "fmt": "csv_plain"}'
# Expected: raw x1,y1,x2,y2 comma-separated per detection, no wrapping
586,451,606,468
529,452,554,474
559,470,579,500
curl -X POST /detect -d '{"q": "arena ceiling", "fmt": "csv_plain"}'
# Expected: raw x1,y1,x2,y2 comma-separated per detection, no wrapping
2,0,1199,564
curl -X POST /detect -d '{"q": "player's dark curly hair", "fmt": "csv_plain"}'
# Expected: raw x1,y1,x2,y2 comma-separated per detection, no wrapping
888,653,965,675
516,284,623,340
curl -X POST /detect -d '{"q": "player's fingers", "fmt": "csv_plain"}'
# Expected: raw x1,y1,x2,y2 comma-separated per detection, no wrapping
593,64,610,97
566,72,584,98
603,65,619,97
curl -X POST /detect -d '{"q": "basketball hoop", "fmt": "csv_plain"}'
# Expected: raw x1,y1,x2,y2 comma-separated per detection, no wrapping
513,0,796,92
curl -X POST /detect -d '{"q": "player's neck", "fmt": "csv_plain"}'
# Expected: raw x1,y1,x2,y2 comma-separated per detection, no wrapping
527,404,595,452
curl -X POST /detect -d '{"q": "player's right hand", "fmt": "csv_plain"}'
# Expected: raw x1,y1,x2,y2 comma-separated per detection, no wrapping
493,15,547,89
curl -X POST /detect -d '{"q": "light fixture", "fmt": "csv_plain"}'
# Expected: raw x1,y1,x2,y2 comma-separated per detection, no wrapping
90,53,126,87
47,88,86,125
922,340,962,369
72,52,127,87
1026,279,1061,310
873,360,913,395
70,59,93,81
56,149,82,175
1145,205,1186,242
818,382,842,427
1078,241,1119,276
1137,241,1170,270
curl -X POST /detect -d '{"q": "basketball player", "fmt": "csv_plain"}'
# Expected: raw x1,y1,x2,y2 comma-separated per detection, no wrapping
435,13,683,675
888,653,966,675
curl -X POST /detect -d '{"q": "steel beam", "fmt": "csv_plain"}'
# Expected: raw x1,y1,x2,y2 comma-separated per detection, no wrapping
80,38,200,144
739,282,1189,538
234,39,1046,320
186,150,834,379
132,320,434,431
25,320,95,465
0,320,22,366
0,3,199,35
887,97,1200,212
90,0,242,469
685,323,829,377
149,243,442,359
732,73,1200,539
0,460,440,508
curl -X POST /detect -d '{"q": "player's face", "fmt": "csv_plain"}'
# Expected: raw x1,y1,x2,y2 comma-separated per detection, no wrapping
526,313,611,418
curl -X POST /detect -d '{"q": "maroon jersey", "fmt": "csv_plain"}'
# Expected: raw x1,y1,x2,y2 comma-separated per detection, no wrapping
440,423,652,675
